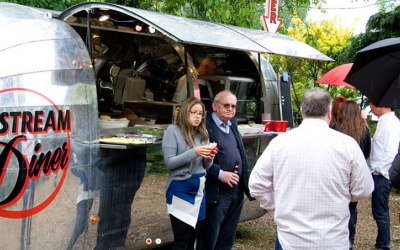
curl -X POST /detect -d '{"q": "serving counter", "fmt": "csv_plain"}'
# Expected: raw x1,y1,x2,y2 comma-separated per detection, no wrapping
94,146,147,249
94,126,162,249
241,132,281,169
68,125,279,249
68,126,163,250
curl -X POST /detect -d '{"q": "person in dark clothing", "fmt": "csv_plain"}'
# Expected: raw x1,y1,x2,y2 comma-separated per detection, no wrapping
334,100,371,249
390,142,400,189
196,90,254,250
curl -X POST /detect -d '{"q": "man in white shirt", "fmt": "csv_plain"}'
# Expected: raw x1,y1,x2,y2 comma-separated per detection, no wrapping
249,87,374,250
369,103,400,250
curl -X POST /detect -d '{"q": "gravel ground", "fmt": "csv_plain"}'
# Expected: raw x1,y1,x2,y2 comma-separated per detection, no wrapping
233,192,400,250
4,174,398,250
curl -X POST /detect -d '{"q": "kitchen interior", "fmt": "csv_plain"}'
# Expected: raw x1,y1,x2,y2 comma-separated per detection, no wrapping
65,7,264,130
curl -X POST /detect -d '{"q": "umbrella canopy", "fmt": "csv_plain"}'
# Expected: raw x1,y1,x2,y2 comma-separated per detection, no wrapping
316,63,354,88
344,37,400,108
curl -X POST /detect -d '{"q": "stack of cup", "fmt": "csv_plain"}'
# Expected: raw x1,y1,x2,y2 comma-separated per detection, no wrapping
262,113,271,124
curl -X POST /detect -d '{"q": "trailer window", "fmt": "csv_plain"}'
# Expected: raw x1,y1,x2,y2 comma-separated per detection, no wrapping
198,76,261,123
229,79,260,123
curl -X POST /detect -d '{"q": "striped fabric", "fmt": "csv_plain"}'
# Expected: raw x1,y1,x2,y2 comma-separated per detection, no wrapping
166,173,206,228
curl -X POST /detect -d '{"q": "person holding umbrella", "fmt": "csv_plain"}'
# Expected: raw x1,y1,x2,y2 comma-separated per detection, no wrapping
344,37,400,109
343,36,400,250
369,102,400,250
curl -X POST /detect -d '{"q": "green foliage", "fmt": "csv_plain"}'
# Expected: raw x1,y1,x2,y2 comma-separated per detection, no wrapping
367,119,377,137
12,0,390,122
4,0,80,10
132,127,167,175
156,0,326,29
271,3,400,122
341,5,400,63
146,146,168,175
134,127,164,139
3,0,158,11
270,16,357,122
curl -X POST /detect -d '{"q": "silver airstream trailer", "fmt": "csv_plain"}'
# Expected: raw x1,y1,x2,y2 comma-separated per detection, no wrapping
0,3,99,250
1,3,332,249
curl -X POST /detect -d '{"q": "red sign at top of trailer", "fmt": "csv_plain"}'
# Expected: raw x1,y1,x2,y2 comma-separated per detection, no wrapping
261,0,282,33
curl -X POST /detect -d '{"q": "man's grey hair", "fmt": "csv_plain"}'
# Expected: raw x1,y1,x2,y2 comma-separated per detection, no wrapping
214,90,235,102
300,88,331,118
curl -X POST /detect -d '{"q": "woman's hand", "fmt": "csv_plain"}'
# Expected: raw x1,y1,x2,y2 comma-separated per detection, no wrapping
195,144,218,159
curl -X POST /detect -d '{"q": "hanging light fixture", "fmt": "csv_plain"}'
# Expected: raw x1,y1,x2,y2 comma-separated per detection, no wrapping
99,14,109,22
148,26,156,33
135,24,143,32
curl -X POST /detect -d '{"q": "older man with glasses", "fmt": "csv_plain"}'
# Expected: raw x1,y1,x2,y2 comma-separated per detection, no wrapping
196,90,254,250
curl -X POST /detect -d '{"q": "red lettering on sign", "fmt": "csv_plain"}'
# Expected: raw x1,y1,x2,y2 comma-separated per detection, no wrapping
261,0,282,33
0,88,71,219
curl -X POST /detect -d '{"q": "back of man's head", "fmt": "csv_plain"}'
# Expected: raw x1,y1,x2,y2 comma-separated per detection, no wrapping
300,88,331,118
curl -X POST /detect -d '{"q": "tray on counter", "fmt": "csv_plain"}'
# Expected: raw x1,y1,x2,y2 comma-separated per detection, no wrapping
100,134,158,145
85,133,159,149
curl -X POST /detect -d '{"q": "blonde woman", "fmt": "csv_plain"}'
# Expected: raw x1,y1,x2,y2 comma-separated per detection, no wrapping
162,97,217,250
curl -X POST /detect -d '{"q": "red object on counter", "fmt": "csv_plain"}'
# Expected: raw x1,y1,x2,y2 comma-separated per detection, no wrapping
264,120,288,132
273,121,288,132
263,121,273,132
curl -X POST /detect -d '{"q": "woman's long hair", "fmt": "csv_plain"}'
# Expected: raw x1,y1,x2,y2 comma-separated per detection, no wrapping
330,96,346,127
176,97,209,147
335,100,367,144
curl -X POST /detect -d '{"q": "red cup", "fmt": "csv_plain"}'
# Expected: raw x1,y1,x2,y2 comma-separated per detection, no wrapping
272,121,288,132
264,121,273,132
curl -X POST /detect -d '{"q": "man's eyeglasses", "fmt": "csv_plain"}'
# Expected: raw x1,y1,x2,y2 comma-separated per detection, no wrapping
189,111,205,117
216,101,236,110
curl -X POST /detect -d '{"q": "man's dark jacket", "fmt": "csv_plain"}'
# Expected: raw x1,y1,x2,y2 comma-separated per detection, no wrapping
205,112,253,204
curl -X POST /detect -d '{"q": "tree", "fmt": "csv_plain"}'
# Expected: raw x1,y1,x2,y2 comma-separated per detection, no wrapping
340,4,400,63
158,0,327,30
270,16,357,124
4,0,82,11
3,0,157,11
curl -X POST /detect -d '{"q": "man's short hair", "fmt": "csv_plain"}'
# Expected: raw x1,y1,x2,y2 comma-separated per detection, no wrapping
300,87,331,118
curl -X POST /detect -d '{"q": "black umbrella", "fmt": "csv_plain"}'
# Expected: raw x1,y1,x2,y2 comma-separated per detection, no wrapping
344,37,400,109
